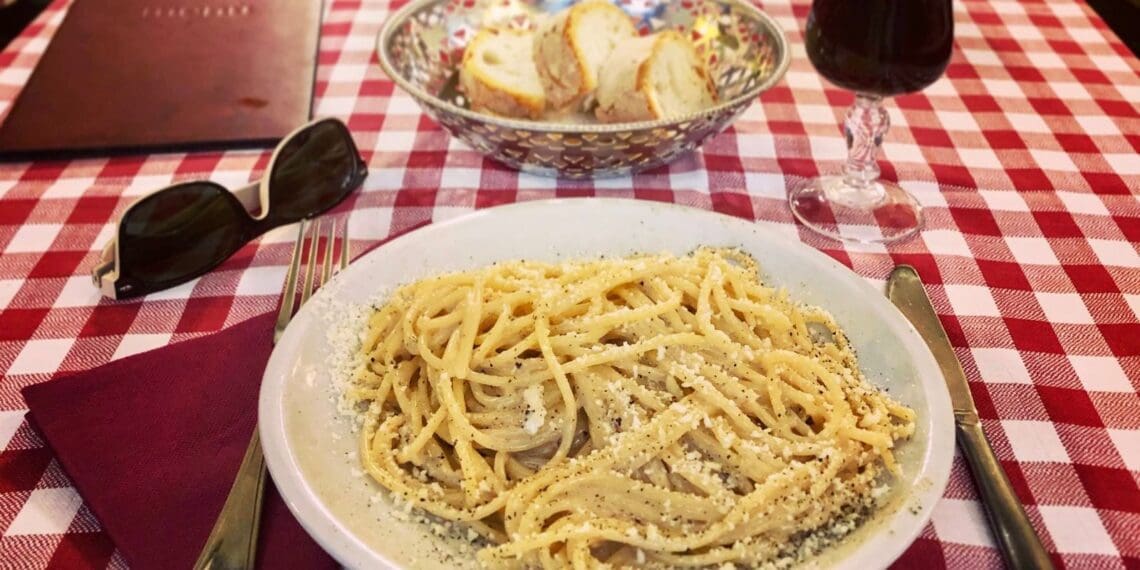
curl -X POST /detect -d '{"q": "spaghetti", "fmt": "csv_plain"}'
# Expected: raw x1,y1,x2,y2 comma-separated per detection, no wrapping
346,248,915,568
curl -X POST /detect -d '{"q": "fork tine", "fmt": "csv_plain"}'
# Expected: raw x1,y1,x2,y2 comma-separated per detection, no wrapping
339,217,349,271
300,219,322,306
273,219,308,344
321,218,336,284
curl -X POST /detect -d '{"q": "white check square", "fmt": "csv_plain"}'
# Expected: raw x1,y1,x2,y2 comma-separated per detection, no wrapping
1089,54,1131,72
54,276,101,309
783,71,824,91
386,94,422,116
991,1,1025,14
440,168,483,189
8,338,74,376
972,348,1033,384
931,498,994,546
0,410,25,451
364,168,408,191
882,142,925,165
956,22,982,37
1125,294,1140,320
42,177,95,199
944,284,1002,317
962,49,1001,67
1075,116,1120,136
736,134,777,159
979,190,1029,212
1068,355,1134,393
1049,2,1084,16
144,279,199,301
1051,82,1093,101
348,208,394,240
1006,113,1052,134
5,224,63,254
1001,420,1070,462
1026,51,1065,69
1035,292,1095,324
957,148,1004,170
923,229,972,256
315,97,357,117
1102,154,1140,175
111,333,174,361
5,487,84,536
235,266,289,297
0,279,20,311
797,104,839,125
327,63,370,85
22,37,48,54
1005,237,1060,265
981,78,1024,99
904,181,948,209
1039,506,1118,555
936,111,981,132
1029,150,1079,173
0,67,31,86
259,223,301,245
123,174,175,197
1106,429,1140,471
1012,24,1044,41
1088,239,1140,268
744,171,786,200
342,33,377,52
923,76,957,97
375,130,418,153
1056,191,1108,216
517,175,558,190
807,136,846,161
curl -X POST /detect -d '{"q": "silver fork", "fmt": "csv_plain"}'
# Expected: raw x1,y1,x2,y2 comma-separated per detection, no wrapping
194,217,349,570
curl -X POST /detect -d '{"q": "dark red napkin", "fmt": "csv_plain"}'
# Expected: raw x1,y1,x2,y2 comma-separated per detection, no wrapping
21,312,337,570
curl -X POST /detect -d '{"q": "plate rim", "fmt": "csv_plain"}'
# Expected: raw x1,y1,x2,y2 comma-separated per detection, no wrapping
260,197,954,569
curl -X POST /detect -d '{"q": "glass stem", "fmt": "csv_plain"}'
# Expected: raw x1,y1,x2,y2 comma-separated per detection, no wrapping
842,93,889,192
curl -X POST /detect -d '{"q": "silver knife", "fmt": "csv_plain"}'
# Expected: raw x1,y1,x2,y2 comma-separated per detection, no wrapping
887,265,1054,570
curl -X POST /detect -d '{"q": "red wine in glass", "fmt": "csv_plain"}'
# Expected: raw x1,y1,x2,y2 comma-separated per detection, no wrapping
789,0,954,242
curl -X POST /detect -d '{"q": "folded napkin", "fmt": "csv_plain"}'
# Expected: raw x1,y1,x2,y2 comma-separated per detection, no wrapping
22,311,337,570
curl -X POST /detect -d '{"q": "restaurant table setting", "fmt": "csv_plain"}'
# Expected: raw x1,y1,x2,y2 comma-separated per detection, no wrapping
0,0,1138,567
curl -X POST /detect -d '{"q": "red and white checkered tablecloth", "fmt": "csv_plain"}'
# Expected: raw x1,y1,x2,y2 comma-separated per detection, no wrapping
0,0,1137,567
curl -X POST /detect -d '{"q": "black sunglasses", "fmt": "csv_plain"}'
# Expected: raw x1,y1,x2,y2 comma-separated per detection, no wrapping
92,118,367,299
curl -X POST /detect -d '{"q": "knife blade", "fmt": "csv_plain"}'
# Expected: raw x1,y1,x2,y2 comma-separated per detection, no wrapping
887,265,1054,570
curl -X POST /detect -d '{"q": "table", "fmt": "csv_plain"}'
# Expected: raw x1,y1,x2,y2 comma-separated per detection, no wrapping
0,0,1137,567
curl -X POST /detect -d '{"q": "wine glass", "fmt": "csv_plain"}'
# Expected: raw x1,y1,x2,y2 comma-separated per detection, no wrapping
789,0,954,243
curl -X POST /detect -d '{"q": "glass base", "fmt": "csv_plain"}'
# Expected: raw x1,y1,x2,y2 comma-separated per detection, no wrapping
788,176,923,243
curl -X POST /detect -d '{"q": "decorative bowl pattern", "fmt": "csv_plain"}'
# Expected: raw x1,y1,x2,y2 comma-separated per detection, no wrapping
377,0,791,178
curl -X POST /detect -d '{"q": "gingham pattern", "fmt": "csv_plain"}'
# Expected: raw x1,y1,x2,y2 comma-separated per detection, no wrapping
0,0,1137,567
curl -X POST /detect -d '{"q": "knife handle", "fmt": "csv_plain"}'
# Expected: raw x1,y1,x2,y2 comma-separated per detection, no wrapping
956,421,1055,570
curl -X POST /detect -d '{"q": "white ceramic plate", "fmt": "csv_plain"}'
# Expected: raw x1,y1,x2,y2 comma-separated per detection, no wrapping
260,198,954,570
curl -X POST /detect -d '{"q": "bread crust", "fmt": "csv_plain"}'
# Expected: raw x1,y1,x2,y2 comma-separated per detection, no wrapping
533,1,635,110
461,29,546,119
595,30,718,123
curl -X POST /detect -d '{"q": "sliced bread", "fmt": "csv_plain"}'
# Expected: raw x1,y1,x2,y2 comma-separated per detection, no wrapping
533,0,636,110
460,29,546,119
595,31,718,123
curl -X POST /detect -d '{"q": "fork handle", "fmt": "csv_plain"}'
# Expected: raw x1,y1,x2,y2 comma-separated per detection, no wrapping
957,421,1055,570
194,429,267,570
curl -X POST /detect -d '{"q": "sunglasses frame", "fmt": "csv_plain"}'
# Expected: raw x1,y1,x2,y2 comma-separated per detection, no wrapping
92,117,367,299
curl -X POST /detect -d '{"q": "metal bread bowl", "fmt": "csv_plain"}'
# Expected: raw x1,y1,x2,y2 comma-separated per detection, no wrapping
377,0,790,178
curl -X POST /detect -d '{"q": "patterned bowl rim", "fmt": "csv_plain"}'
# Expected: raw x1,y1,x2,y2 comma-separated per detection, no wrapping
376,0,792,134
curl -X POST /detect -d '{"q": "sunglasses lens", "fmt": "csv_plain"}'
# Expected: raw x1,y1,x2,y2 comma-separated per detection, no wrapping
269,120,359,220
119,182,247,285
